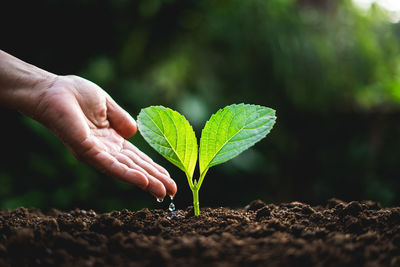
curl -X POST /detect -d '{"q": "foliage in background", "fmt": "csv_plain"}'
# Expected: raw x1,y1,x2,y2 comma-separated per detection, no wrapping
1,0,400,211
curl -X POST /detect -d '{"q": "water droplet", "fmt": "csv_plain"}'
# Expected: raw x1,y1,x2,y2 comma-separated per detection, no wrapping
156,198,164,203
168,196,175,212
166,195,183,220
169,203,175,212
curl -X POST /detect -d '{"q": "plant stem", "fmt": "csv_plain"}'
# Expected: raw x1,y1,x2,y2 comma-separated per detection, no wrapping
191,171,207,216
197,169,208,189
185,173,194,188
192,187,200,216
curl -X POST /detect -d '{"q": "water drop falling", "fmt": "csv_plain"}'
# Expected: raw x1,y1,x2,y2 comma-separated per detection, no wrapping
169,196,175,212
169,202,175,212
156,198,164,203
168,203,175,212
166,196,183,220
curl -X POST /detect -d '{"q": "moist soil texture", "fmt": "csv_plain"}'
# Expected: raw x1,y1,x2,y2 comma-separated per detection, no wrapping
1,199,400,267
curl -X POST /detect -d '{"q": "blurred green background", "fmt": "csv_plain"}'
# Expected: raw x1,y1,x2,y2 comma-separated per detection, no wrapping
2,0,400,211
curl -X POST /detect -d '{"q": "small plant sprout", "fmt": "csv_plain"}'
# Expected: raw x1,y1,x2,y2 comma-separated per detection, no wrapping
137,104,276,216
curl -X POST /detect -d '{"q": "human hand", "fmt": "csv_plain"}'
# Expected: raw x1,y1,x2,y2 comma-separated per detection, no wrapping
32,75,176,199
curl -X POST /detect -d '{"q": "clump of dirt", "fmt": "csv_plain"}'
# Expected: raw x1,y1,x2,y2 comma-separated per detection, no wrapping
1,199,400,266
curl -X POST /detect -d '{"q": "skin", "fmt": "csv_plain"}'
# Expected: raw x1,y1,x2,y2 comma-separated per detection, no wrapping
0,50,177,200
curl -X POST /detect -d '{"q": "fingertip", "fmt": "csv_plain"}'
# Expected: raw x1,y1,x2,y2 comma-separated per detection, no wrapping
148,180,167,199
106,98,137,138
167,179,177,197
126,112,137,136
119,113,137,138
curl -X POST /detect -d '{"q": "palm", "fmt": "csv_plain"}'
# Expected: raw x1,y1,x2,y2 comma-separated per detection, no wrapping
35,76,176,199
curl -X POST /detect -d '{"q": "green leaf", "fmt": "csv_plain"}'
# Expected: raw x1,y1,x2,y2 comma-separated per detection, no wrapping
137,106,198,178
199,104,276,175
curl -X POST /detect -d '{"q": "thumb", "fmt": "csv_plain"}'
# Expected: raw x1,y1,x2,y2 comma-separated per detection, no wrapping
106,97,137,138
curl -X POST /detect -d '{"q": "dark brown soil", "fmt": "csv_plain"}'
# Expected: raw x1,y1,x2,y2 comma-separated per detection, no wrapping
1,199,400,266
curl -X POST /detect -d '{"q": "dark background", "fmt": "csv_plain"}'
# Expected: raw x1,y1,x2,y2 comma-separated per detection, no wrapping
2,0,400,212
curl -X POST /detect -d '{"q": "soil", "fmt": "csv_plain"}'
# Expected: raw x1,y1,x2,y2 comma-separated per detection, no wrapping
0,199,400,267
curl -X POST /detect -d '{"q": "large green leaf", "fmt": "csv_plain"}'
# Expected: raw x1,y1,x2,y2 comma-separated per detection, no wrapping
137,106,198,178
199,104,276,175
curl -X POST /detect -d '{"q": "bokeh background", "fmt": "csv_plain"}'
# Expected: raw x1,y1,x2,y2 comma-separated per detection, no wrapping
2,0,400,212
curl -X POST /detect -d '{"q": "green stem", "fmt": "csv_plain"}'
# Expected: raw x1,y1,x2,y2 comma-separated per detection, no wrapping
197,169,208,189
192,187,200,216
185,173,194,188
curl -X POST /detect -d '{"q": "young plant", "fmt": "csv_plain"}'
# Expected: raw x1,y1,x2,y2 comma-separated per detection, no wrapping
137,104,276,216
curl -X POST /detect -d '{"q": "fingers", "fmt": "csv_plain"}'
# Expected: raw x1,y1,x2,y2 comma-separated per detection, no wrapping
93,151,149,190
106,96,137,138
113,153,168,199
77,138,169,199
123,141,171,177
122,141,177,196
121,149,177,197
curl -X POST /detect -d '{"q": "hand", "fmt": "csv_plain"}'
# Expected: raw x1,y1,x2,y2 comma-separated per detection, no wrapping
33,75,177,199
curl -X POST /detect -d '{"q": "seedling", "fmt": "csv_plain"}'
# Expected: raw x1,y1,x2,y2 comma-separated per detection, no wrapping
137,104,276,216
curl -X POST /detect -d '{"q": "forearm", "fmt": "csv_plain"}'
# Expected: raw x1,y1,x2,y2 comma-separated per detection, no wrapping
0,50,57,117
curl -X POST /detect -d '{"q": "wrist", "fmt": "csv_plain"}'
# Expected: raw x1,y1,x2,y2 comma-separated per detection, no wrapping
12,71,58,119
24,72,59,119
0,50,58,117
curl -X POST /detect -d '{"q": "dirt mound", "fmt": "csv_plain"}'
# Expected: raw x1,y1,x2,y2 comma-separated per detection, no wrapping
1,199,400,266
